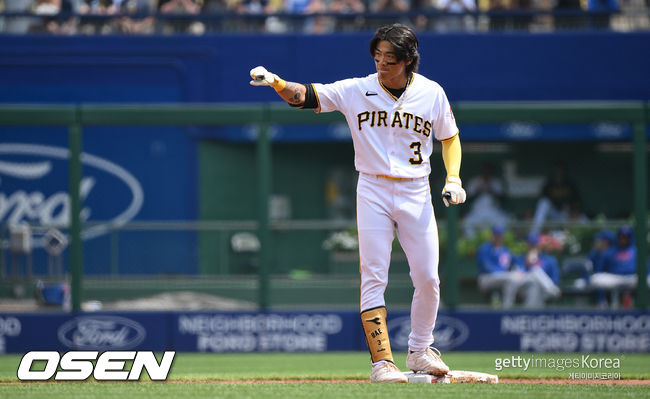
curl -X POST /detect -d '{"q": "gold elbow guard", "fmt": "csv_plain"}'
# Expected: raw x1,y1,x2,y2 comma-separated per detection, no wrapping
361,306,394,364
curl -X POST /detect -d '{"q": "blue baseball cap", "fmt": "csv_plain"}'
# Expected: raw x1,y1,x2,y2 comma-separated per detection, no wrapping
492,225,506,235
596,229,615,244
617,225,633,238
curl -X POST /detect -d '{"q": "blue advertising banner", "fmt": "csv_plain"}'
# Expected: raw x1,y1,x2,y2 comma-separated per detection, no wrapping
0,310,648,354
0,127,198,276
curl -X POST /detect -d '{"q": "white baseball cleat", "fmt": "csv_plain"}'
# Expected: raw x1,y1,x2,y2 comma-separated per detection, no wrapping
406,347,450,376
370,361,408,383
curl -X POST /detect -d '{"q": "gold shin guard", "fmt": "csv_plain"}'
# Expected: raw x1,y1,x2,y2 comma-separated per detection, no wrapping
361,306,394,363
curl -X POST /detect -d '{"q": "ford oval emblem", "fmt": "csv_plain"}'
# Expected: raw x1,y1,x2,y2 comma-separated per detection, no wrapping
433,315,470,351
387,315,470,351
0,143,143,242
58,316,146,350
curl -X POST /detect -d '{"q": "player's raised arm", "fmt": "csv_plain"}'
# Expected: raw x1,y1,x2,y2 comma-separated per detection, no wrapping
249,66,306,106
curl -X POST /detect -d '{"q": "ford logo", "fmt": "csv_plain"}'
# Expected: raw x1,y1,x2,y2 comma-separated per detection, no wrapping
0,143,143,242
58,316,146,350
388,315,470,351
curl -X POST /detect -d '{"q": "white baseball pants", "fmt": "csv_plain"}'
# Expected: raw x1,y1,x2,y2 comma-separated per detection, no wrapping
356,173,440,350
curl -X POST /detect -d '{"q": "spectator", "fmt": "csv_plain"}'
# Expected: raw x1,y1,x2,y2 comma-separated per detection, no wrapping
213,0,250,32
371,0,410,12
237,0,267,13
588,229,615,274
586,0,619,29
79,0,117,15
485,0,533,31
78,0,156,34
304,0,336,34
284,0,313,32
434,0,477,32
369,0,411,29
30,0,75,34
512,233,561,308
516,0,534,29
235,0,273,32
33,0,61,15
158,0,203,33
463,162,509,238
586,229,614,306
412,0,431,30
4,0,34,33
99,0,157,34
159,0,201,13
263,0,287,33
590,225,639,308
554,0,585,30
286,0,311,12
487,0,515,31
202,0,228,12
530,162,581,235
77,0,121,34
330,0,365,31
476,225,523,308
331,0,365,12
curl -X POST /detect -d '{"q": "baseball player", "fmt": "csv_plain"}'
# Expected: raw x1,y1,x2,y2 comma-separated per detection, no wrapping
249,23,465,383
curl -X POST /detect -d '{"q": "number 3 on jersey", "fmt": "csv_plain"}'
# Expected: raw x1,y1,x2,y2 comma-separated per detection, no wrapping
409,142,423,165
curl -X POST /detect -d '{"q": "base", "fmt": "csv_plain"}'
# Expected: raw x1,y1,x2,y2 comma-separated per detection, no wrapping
405,370,499,384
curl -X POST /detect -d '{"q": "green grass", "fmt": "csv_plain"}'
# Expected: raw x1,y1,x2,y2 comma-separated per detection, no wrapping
2,382,649,399
0,352,648,398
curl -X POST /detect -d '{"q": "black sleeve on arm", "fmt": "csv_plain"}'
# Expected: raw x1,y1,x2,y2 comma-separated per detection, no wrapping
289,83,318,109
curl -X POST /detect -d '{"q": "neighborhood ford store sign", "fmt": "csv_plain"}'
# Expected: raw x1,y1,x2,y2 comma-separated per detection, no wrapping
173,313,355,352
0,311,648,353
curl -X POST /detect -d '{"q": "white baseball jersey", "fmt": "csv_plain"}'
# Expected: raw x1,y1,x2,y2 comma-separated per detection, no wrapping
313,72,458,178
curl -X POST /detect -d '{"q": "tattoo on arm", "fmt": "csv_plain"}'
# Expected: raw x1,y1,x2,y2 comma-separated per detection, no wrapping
283,82,306,105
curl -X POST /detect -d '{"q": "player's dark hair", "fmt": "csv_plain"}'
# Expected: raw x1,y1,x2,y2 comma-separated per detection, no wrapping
369,23,420,76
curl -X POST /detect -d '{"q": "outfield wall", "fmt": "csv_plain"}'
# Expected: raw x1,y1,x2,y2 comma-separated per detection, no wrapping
1,310,648,354
1,33,649,103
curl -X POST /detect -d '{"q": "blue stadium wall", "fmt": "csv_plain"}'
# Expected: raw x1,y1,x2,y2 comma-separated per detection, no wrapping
1,32,649,103
0,32,649,276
